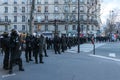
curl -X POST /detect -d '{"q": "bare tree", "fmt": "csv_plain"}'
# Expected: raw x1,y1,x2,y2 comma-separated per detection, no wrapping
29,0,35,34
105,9,118,35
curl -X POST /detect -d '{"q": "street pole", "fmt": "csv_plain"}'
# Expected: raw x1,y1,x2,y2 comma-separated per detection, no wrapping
29,0,35,34
77,0,80,53
54,19,57,36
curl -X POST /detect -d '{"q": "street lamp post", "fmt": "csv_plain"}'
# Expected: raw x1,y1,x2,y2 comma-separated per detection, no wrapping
54,19,57,35
77,0,80,53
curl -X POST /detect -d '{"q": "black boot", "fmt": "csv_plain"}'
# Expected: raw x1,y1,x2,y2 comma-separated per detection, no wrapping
9,70,13,74
19,68,24,71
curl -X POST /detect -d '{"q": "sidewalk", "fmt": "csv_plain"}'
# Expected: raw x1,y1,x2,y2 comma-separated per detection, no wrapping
66,42,106,53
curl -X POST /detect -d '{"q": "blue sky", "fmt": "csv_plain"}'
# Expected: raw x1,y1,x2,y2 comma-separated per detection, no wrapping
101,0,120,23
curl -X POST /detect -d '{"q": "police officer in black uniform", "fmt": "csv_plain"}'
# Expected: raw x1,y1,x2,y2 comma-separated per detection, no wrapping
33,34,44,64
9,29,24,74
1,32,10,70
53,35,61,54
25,34,33,62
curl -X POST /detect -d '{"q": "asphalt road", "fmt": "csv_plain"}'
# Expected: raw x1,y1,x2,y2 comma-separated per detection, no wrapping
0,42,120,80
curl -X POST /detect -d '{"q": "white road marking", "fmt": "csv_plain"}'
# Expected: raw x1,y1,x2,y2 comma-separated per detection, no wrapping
109,53,116,57
2,73,16,78
90,54,120,62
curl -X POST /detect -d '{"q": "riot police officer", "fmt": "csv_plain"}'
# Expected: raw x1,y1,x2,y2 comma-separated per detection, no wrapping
1,32,10,70
53,35,61,54
9,29,24,74
25,34,33,62
33,34,44,64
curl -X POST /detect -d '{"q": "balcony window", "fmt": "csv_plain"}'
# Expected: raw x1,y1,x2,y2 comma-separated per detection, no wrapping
54,0,58,4
3,0,8,4
80,0,84,3
45,0,48,4
14,7,17,13
45,25,48,31
14,0,17,4
80,6,84,12
65,25,68,30
22,25,25,31
45,15,48,21
22,16,25,22
14,16,17,22
37,6,41,12
72,0,76,3
72,25,76,30
22,0,26,4
45,6,48,12
80,15,84,20
37,0,41,4
5,25,8,31
64,6,69,12
5,16,8,21
37,16,42,22
14,25,17,29
72,6,76,12
54,6,59,13
64,0,69,3
22,7,25,13
4,7,8,13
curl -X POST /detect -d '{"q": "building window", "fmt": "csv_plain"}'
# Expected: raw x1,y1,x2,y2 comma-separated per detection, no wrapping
72,25,76,30
22,7,25,13
5,16,8,21
30,0,32,4
45,15,48,21
72,0,76,3
71,15,76,21
14,0,17,4
37,0,41,4
4,7,8,13
45,25,48,31
65,25,68,30
80,15,84,20
92,26,94,30
54,0,58,4
4,0,8,4
64,6,69,12
80,6,84,12
37,6,41,12
22,16,25,22
14,25,17,29
5,25,8,31
54,6,59,13
72,6,76,12
45,6,48,12
45,0,48,4
80,0,84,3
14,7,17,13
81,25,84,32
22,0,26,4
64,0,69,3
22,25,25,31
14,16,17,22
55,25,58,31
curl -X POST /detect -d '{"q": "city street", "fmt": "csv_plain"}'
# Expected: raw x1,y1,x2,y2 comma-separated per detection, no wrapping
0,42,120,80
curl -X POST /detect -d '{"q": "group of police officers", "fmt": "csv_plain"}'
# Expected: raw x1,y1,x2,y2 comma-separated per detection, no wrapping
0,29,88,74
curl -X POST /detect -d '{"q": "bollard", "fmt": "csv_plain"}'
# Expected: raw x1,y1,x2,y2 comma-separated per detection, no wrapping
91,38,95,55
